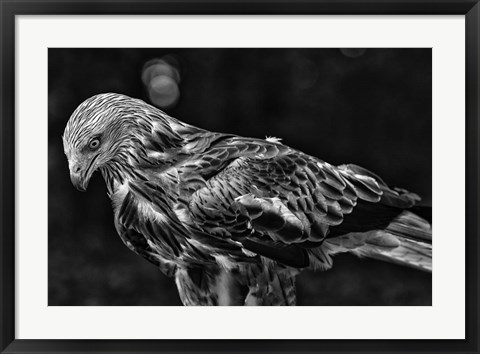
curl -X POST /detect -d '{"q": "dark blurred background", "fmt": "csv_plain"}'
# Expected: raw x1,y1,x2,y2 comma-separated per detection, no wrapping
48,48,432,306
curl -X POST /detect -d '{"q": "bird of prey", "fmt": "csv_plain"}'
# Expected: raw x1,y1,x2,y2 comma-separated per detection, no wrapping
63,93,432,306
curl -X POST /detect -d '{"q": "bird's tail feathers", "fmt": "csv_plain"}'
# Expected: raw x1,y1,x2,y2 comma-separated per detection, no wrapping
350,235,432,272
310,210,432,272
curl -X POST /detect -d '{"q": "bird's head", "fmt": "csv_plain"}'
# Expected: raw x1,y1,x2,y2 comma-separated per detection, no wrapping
63,92,180,192
62,93,133,191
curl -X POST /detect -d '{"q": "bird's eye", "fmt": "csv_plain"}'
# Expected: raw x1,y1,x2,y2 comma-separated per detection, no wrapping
89,138,100,150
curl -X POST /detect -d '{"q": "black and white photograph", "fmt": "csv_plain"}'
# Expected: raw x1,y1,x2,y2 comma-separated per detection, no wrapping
48,48,432,306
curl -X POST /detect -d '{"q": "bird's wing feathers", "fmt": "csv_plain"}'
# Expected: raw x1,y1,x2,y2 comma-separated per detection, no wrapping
185,138,426,269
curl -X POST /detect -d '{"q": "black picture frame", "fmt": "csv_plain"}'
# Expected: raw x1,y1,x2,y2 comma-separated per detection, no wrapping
1,0,479,353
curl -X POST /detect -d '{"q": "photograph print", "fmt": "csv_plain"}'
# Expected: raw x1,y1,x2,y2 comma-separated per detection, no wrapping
49,48,432,306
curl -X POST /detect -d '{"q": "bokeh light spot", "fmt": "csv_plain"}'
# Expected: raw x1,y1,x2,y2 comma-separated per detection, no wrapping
148,75,180,108
142,56,181,109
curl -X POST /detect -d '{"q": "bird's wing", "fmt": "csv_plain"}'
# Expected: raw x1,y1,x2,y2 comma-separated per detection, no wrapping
185,138,429,270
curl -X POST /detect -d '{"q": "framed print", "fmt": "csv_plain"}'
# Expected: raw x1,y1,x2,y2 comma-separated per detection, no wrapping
1,1,479,353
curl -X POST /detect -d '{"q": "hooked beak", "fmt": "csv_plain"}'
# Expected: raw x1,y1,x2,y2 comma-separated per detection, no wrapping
68,155,99,192
70,171,88,192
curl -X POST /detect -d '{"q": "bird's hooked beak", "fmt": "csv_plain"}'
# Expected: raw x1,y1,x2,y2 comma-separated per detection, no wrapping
68,155,99,192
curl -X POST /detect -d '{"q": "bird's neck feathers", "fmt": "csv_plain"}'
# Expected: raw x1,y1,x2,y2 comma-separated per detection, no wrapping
99,110,209,195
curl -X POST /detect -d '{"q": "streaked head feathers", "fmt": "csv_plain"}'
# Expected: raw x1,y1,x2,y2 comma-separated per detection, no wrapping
62,93,182,191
